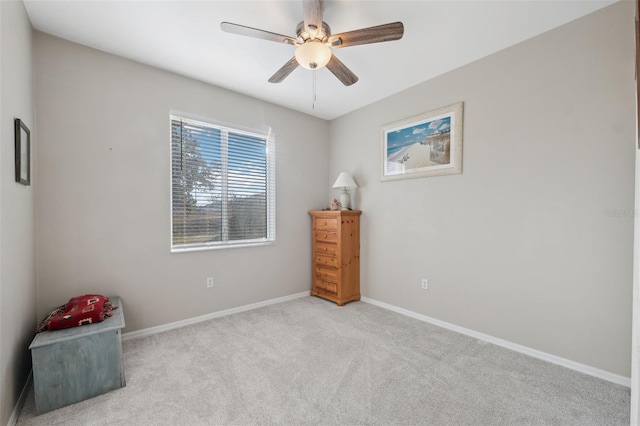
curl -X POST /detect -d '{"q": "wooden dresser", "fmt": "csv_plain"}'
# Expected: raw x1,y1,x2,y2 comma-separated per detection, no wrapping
309,210,361,306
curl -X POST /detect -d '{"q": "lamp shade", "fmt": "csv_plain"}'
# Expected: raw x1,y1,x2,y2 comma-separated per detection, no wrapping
295,41,332,70
332,172,358,189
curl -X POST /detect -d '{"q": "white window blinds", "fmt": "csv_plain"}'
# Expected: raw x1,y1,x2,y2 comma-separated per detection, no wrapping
171,115,275,251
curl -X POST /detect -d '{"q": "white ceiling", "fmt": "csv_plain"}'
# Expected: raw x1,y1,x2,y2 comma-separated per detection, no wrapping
24,0,617,120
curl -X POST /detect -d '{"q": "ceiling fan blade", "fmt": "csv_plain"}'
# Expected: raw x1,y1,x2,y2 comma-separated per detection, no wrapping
328,22,404,48
303,0,324,38
326,54,358,86
268,57,299,83
221,22,297,45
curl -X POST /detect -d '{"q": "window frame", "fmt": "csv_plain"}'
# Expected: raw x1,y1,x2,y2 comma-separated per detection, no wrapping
169,113,276,253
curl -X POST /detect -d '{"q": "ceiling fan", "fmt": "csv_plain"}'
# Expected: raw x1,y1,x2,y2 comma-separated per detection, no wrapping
220,0,404,86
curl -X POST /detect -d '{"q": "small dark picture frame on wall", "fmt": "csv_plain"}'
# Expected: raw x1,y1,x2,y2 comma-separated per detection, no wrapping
15,118,31,186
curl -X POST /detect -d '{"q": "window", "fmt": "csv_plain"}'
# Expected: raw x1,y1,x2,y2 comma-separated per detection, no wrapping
170,115,275,251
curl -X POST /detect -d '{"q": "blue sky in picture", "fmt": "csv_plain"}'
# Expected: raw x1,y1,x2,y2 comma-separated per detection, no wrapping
386,116,451,155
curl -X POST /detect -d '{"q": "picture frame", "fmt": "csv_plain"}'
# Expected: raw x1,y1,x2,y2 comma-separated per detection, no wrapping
15,118,31,186
381,102,463,181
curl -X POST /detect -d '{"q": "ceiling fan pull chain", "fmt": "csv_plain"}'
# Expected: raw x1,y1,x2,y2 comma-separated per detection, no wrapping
312,69,317,110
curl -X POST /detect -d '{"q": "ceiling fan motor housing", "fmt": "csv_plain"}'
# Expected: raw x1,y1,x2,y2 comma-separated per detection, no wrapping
296,21,331,43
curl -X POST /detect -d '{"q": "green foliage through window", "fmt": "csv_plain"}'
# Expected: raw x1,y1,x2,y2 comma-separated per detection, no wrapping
171,115,275,250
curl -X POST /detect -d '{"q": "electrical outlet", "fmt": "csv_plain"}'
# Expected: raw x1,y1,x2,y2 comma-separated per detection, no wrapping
206,277,214,288
421,279,428,290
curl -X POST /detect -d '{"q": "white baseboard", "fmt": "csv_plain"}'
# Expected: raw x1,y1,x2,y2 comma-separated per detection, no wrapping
122,291,308,342
8,370,32,426
361,296,631,388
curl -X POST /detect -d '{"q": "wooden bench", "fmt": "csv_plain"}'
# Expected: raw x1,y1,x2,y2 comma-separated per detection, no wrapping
29,297,125,414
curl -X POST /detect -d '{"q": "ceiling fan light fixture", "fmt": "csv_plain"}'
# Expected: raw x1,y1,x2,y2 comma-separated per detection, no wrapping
295,41,331,70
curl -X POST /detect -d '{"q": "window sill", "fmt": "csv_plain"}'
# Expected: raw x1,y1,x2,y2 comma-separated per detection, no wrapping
171,240,276,253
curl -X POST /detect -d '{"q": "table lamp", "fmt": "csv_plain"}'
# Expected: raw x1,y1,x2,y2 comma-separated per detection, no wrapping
332,172,358,210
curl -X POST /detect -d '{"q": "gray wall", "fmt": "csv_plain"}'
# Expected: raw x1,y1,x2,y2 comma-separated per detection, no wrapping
34,33,329,333
329,1,635,377
0,1,36,424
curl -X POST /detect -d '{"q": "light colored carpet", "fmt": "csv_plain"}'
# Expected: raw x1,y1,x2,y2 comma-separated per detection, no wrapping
17,297,629,425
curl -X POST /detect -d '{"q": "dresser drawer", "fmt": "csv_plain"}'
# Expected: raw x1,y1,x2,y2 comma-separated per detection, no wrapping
314,217,338,231
314,279,337,295
315,254,338,268
315,267,338,283
315,243,336,256
314,230,337,242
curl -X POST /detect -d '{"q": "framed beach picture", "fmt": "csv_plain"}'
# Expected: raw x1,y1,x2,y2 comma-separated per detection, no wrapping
381,102,463,181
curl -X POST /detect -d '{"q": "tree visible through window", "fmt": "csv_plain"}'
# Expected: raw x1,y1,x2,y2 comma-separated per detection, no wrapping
170,115,275,251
